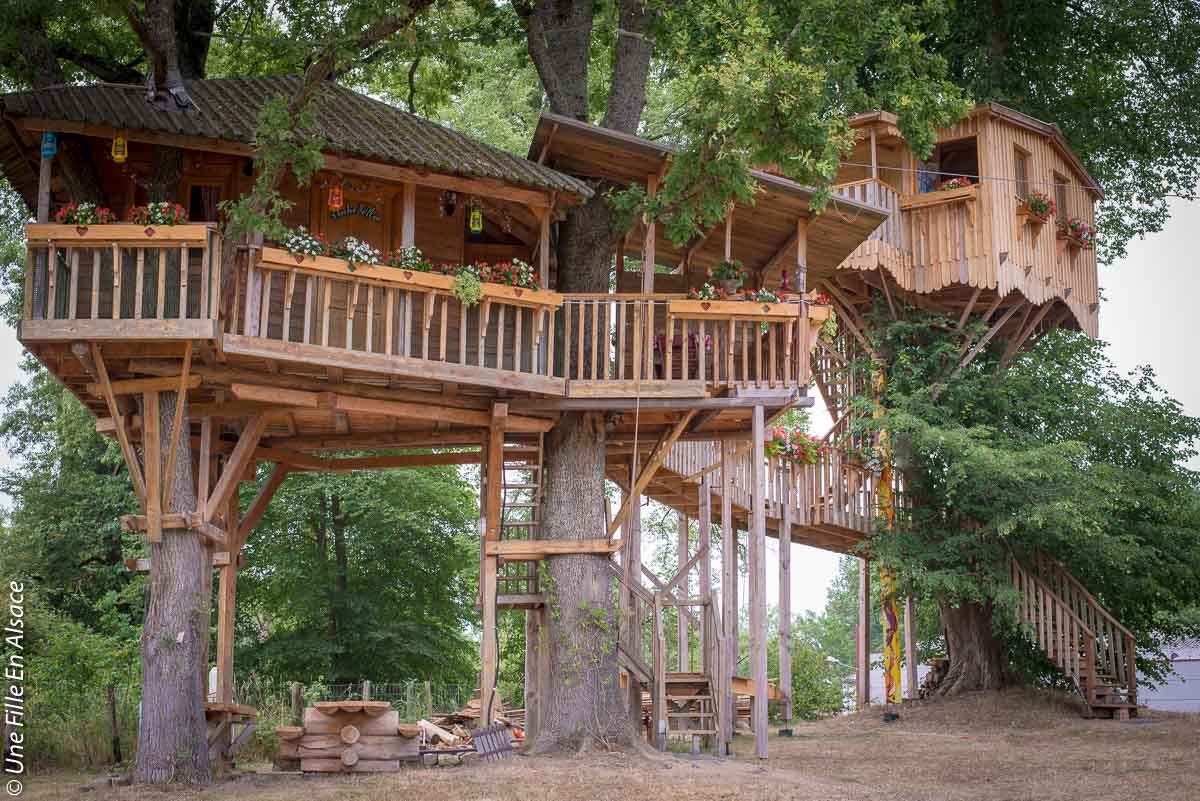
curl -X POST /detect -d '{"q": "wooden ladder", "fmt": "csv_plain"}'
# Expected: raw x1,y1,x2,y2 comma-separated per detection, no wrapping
496,434,544,597
1011,556,1138,719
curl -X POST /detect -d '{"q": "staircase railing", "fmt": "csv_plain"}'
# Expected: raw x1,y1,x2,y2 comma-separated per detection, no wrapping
1011,559,1096,703
702,597,727,750
1030,553,1138,706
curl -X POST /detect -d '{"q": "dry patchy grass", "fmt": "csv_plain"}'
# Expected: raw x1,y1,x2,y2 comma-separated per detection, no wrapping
20,689,1200,801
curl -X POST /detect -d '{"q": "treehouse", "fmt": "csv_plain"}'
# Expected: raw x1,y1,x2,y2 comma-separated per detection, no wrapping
0,75,1136,773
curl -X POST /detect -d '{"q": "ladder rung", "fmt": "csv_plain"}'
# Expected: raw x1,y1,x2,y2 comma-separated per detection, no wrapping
667,695,712,701
668,729,716,735
504,503,538,508
667,712,713,718
503,483,540,489
501,521,539,527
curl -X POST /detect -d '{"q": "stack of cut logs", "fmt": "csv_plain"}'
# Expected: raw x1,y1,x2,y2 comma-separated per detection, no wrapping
276,697,526,772
276,701,419,772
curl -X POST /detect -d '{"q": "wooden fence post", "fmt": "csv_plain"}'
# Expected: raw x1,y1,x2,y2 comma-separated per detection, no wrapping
290,682,304,726
107,684,122,764
362,680,372,702
424,680,433,719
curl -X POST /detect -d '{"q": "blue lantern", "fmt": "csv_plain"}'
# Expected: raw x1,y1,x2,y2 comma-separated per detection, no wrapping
40,132,57,158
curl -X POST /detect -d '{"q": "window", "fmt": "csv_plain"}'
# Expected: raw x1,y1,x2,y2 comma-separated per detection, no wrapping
1054,172,1069,222
1014,148,1029,198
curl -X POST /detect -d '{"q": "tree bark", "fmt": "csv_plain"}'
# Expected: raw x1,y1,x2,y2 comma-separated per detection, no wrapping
133,391,210,784
936,599,1005,696
516,0,656,753
530,413,636,752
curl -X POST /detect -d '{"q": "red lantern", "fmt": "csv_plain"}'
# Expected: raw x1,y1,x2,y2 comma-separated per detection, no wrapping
328,183,345,212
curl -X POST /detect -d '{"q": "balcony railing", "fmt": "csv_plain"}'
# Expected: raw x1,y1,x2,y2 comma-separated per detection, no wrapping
19,226,816,401
20,223,221,341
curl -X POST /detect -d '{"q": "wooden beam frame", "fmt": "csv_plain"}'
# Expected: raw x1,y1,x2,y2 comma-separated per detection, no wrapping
205,415,268,522
236,463,290,545
91,344,147,506
607,410,697,537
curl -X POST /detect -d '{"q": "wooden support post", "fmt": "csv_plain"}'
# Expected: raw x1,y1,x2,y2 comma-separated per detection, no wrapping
401,183,416,248
778,464,793,724
719,441,736,752
870,128,878,179
480,403,506,725
216,495,240,706
698,475,712,673
524,604,541,740
796,217,809,298
856,557,871,710
362,680,371,702
143,391,163,543
641,173,659,294
623,471,645,732
749,405,768,760
904,595,919,701
677,511,689,672
204,415,268,522
723,211,733,261
424,680,433,719
538,208,551,290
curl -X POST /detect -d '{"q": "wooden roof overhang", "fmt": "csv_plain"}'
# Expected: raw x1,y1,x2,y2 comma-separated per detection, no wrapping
529,113,889,286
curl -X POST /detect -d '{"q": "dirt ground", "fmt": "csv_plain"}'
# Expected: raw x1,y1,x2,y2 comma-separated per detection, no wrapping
21,690,1200,801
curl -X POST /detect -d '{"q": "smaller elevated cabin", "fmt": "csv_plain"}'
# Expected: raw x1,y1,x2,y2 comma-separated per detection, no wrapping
833,104,1102,338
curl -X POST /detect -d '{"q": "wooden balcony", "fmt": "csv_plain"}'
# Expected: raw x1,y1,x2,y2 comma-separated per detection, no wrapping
19,225,819,413
20,223,221,342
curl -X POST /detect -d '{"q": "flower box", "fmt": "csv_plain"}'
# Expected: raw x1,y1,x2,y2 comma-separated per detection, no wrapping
899,184,977,211
668,299,803,322
259,247,562,308
25,222,213,244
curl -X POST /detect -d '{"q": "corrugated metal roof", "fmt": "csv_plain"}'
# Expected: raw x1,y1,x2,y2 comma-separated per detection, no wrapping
0,76,592,198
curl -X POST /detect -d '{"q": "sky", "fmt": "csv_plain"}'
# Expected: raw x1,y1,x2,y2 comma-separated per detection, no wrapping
0,199,1196,619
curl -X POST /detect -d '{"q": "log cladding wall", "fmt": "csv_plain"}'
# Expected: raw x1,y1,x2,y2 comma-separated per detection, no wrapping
978,114,1099,336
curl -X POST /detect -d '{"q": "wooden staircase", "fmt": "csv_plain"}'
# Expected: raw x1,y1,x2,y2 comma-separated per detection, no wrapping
663,672,717,742
1011,556,1138,719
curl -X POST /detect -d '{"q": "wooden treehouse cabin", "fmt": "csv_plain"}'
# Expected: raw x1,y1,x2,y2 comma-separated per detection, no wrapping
0,75,1136,772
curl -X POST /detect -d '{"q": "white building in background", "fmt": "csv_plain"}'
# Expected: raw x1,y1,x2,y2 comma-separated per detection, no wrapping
1139,640,1200,714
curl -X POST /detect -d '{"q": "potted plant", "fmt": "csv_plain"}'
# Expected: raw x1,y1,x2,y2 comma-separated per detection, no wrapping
54,201,116,226
688,282,733,301
386,246,434,272
939,176,973,191
1019,190,1056,224
128,201,188,225
710,259,746,294
1057,216,1096,249
279,226,329,258
764,426,823,465
330,236,382,271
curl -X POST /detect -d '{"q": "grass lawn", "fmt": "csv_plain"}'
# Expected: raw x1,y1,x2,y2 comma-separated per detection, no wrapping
18,689,1200,801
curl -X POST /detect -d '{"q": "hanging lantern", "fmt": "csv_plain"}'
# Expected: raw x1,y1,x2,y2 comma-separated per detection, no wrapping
111,135,128,164
40,132,57,158
439,190,458,217
328,181,345,212
468,202,483,234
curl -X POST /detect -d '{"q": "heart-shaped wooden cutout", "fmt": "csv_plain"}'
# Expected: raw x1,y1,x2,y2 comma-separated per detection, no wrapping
293,254,304,263
403,271,413,279
514,289,524,297
144,226,156,237
761,304,771,313
75,226,88,236
701,302,711,311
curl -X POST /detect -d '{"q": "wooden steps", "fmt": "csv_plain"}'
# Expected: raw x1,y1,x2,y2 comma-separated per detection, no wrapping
1011,556,1138,720
663,672,716,739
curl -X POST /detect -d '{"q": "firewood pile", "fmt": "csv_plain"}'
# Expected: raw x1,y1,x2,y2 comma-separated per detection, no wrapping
275,696,527,772
275,701,420,773
918,658,949,699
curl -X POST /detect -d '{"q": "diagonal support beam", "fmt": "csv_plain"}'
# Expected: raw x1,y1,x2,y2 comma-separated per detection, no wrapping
640,566,700,627
91,344,147,506
205,414,268,522
160,342,193,508
607,410,697,537
236,463,290,547
1000,301,1055,368
951,301,1024,380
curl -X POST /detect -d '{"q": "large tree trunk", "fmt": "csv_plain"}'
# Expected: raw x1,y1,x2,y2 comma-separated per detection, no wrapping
133,391,211,784
936,599,1005,696
531,413,636,752
515,0,655,753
